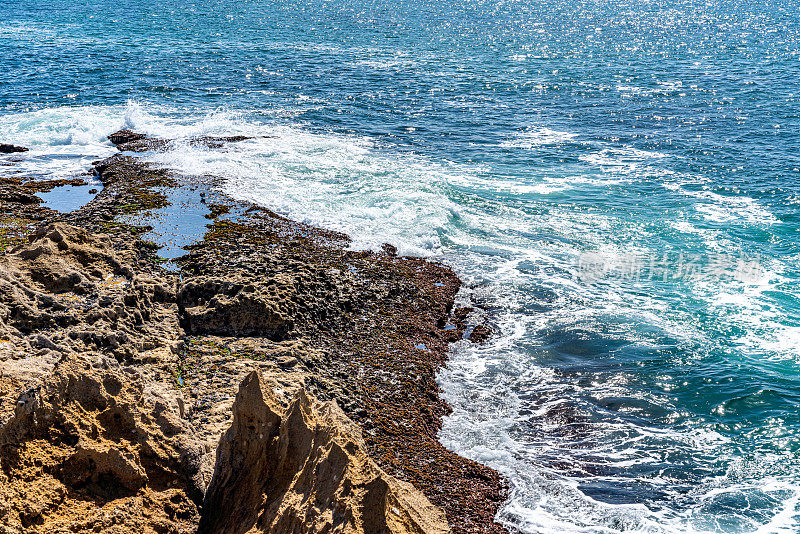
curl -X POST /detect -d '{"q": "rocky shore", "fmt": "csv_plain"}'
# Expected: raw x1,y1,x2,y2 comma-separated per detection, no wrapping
0,132,507,534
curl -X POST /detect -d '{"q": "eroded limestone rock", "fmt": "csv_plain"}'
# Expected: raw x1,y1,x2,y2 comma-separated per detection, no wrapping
0,354,203,534
177,275,297,339
0,222,176,360
200,370,451,534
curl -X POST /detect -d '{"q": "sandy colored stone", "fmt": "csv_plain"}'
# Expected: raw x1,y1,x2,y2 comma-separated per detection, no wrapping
200,370,451,534
0,354,203,534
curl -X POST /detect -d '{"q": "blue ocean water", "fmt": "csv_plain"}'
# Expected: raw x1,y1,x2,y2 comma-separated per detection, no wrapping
2,0,800,531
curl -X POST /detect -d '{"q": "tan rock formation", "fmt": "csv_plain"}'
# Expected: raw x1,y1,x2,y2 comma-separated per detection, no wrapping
0,222,175,362
200,370,451,534
0,221,452,533
0,354,203,534
178,275,298,339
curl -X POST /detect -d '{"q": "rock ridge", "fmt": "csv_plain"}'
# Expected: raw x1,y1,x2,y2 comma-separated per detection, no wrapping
201,370,450,534
0,132,507,534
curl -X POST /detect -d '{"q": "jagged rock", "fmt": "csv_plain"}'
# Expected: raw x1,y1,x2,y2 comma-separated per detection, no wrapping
0,223,138,338
200,371,451,534
0,145,507,534
468,324,492,343
0,354,203,534
4,222,133,291
107,130,254,153
0,144,28,154
106,130,168,152
107,130,147,145
176,252,361,340
0,222,187,379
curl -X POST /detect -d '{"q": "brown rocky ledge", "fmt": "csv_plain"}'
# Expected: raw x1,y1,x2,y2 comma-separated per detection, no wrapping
0,144,28,154
0,131,507,533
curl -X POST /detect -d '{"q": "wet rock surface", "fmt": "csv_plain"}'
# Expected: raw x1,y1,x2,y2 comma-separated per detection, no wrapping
0,144,28,154
108,129,147,145
107,129,256,153
176,208,506,534
0,133,506,534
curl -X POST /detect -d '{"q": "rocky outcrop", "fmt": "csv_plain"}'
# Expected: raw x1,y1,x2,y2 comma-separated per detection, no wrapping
107,129,254,153
200,371,450,534
108,129,147,145
0,357,450,534
0,188,39,205
0,223,174,362
0,144,28,154
0,219,455,534
0,223,127,339
1,141,507,534
177,264,359,340
2,222,133,294
0,354,203,534
173,200,507,534
177,275,298,339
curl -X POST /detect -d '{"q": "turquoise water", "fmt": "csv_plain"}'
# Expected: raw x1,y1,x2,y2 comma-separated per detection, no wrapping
2,0,800,531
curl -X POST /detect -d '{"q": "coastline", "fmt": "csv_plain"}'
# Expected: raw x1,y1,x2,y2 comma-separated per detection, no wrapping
0,132,507,533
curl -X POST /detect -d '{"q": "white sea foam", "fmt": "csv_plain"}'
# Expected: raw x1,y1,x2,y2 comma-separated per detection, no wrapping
144,123,465,257
440,336,800,533
0,106,124,180
439,336,761,534
671,187,779,226
579,147,667,169
351,57,417,70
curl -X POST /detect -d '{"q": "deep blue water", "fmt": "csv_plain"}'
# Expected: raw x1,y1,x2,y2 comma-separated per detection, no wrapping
2,0,800,531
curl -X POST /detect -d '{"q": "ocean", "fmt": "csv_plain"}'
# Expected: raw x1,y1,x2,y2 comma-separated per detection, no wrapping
1,0,799,531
